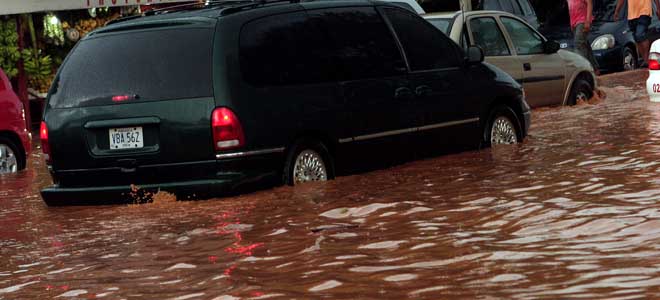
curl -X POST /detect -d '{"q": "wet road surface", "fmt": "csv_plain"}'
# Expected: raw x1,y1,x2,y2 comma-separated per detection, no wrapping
2,70,660,299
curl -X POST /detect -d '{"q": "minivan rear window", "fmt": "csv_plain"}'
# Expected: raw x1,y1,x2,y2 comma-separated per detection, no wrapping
49,28,213,108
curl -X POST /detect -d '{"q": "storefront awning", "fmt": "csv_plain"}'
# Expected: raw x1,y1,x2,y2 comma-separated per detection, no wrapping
1,0,197,15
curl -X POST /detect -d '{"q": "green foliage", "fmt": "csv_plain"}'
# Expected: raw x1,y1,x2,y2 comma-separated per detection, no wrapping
0,19,20,79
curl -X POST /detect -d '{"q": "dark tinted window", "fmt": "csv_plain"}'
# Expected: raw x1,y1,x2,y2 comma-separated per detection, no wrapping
309,7,405,81
49,28,213,108
240,12,334,86
385,8,460,71
538,0,618,25
469,17,510,56
483,0,501,10
517,0,534,16
498,0,515,13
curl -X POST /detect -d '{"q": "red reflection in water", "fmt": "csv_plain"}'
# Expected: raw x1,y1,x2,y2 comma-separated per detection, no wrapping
225,242,264,256
50,239,64,248
208,255,218,264
251,291,264,297
213,208,265,278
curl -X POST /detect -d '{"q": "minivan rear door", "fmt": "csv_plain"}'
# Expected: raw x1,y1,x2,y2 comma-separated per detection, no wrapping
44,21,217,183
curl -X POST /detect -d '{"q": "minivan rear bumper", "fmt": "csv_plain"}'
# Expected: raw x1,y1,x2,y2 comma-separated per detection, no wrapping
41,178,233,205
41,151,284,205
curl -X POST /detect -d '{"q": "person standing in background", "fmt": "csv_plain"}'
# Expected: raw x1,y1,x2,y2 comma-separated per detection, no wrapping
568,0,600,74
615,0,660,67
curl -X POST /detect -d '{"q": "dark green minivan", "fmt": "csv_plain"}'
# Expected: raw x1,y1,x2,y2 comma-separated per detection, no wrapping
40,0,531,205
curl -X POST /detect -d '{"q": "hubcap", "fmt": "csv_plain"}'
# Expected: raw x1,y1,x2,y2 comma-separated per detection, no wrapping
293,149,327,184
0,144,18,174
490,116,518,145
623,52,635,70
576,90,589,103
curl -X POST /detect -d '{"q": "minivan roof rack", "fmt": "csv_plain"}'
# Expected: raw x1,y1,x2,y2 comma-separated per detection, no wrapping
219,0,300,16
106,0,252,26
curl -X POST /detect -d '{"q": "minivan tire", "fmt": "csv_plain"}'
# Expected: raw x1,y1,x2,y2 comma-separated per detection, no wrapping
484,105,522,146
568,78,593,106
0,137,25,174
283,139,335,186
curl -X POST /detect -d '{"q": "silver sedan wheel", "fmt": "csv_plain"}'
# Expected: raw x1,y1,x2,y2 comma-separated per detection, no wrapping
491,116,518,145
293,149,327,184
0,144,18,174
576,90,589,103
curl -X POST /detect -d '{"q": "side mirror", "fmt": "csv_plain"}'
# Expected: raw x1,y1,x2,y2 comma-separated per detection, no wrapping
544,40,560,54
466,46,484,64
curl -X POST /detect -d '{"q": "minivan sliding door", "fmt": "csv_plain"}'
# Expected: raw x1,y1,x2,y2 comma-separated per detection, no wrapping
383,7,481,150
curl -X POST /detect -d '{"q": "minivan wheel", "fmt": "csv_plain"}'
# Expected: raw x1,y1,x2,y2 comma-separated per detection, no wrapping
283,139,334,186
568,78,594,105
0,137,24,174
485,105,521,146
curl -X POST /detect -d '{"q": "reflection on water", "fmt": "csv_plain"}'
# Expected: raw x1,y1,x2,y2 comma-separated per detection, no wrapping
2,70,660,298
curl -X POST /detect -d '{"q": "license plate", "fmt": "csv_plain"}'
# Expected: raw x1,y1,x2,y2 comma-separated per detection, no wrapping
109,127,143,150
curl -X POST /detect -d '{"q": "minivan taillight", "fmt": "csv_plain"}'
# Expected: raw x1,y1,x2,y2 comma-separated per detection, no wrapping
40,121,51,164
212,108,244,151
650,53,660,70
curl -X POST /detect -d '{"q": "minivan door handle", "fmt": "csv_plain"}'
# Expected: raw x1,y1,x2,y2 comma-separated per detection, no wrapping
394,87,414,100
415,85,432,97
523,63,532,71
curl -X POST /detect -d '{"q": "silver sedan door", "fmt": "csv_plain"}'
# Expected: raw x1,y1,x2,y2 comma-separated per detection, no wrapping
466,16,523,84
499,16,565,107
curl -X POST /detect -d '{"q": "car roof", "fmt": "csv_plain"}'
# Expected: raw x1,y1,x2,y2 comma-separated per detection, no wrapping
100,0,406,28
424,10,517,19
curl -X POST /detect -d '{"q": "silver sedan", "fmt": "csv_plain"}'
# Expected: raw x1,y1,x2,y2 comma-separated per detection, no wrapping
426,11,597,107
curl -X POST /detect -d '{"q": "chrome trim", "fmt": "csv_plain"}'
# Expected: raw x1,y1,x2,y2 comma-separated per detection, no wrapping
354,127,417,141
338,117,480,144
417,118,480,131
216,147,285,159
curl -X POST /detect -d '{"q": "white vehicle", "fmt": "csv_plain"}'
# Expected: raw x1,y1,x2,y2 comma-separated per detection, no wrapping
382,0,425,14
647,40,660,102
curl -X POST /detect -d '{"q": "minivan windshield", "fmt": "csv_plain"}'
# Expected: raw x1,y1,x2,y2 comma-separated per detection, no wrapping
48,27,214,108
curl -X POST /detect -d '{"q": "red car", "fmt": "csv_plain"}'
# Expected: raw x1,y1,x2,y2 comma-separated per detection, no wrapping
0,68,31,174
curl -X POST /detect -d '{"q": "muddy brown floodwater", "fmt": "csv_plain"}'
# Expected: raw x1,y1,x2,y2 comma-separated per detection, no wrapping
2,70,660,299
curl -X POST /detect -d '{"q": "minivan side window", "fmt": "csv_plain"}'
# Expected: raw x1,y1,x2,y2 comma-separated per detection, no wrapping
384,8,461,71
469,17,511,56
500,17,544,55
239,12,334,86
308,7,405,81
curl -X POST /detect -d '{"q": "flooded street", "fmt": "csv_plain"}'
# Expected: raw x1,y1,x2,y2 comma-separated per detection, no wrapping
3,70,660,299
